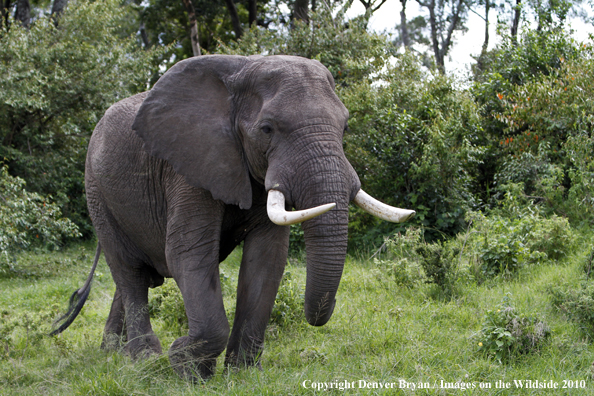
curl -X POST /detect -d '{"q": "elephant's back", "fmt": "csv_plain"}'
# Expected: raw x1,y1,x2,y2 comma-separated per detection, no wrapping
87,92,149,176
86,92,169,271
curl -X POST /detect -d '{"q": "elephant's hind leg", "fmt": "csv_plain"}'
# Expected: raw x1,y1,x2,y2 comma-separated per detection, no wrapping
116,262,163,360
92,204,162,359
101,287,127,351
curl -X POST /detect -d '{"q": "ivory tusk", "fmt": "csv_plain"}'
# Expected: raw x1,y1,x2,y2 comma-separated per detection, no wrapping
353,189,415,223
267,190,336,226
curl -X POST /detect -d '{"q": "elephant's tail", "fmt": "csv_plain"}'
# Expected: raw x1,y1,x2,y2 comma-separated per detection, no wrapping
50,243,102,336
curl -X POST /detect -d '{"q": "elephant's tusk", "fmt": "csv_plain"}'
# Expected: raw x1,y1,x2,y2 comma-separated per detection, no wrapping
353,189,415,223
267,190,336,226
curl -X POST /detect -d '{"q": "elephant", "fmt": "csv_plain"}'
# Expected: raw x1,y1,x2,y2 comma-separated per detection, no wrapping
51,54,415,381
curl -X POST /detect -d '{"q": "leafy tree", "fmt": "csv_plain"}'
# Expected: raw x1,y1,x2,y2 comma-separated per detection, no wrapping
138,0,252,64
415,0,471,73
218,1,389,85
0,165,80,256
343,53,485,244
0,0,162,237
493,38,594,222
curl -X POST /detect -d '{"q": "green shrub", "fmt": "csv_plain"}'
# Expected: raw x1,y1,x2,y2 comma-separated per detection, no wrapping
565,131,594,223
549,278,594,338
475,32,594,223
218,2,388,86
465,209,573,279
373,228,426,288
374,257,426,288
584,245,594,278
270,270,304,327
148,279,187,335
415,241,460,290
147,270,236,334
476,295,550,362
0,166,80,259
374,228,461,293
343,53,485,245
0,0,163,236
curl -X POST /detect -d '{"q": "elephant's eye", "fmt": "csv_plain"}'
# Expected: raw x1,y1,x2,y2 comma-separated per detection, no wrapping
261,125,273,134
343,123,349,134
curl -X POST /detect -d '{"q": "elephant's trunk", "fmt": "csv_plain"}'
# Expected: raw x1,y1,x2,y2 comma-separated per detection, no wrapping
290,148,352,326
301,205,349,326
265,126,357,327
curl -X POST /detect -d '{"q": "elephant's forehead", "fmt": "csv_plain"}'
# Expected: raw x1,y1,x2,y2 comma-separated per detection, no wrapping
248,56,332,85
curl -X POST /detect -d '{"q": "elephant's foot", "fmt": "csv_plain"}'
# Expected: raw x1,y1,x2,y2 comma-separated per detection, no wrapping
125,333,162,360
169,336,219,381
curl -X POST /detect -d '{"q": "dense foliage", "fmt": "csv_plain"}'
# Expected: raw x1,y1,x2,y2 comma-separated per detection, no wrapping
0,0,162,238
1,0,593,252
0,166,79,258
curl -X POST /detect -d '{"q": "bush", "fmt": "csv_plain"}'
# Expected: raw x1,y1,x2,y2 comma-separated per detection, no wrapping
476,295,550,362
474,31,594,223
549,281,594,338
147,279,187,335
415,241,460,291
374,227,461,294
464,208,574,279
0,0,162,237
218,2,389,86
564,131,594,224
0,165,80,258
373,228,426,288
343,53,485,245
270,269,304,327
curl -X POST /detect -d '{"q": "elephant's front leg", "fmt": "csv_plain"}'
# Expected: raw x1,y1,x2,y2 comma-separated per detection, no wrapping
225,222,290,367
166,196,229,381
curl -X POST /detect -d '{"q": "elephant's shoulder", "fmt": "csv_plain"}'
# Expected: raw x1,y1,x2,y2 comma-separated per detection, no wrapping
105,92,149,122
95,92,149,136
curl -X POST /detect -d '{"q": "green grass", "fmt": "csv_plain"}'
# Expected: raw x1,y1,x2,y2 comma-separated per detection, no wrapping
1,237,594,395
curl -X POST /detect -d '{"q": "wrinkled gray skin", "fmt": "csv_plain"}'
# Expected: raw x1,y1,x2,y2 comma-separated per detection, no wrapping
86,55,361,380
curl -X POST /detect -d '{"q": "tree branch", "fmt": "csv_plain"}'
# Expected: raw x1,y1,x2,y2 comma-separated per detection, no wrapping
181,0,201,56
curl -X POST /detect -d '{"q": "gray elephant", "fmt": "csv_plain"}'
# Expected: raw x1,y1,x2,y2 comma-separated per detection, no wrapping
51,55,415,381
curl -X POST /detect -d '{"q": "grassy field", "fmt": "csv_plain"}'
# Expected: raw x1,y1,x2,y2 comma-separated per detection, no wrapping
1,234,594,395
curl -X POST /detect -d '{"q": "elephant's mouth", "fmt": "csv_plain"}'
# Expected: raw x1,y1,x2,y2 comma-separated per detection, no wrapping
266,189,415,226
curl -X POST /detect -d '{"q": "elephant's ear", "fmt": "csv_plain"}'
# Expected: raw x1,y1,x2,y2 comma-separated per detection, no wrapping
133,55,253,209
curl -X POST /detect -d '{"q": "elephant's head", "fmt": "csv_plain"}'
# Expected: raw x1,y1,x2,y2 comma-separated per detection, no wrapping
132,55,414,326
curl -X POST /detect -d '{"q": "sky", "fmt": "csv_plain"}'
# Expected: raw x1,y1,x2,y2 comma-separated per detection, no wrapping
345,0,594,76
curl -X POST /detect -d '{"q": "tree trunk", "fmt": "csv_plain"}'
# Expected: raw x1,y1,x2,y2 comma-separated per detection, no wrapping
248,0,257,26
511,0,521,45
15,0,30,28
426,0,443,71
51,0,68,16
400,0,410,48
50,0,68,26
140,22,150,48
2,0,12,29
293,0,309,25
224,0,243,38
181,0,201,56
419,0,465,74
476,0,490,71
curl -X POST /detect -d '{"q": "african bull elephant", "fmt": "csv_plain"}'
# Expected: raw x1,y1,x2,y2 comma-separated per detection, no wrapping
51,55,415,381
